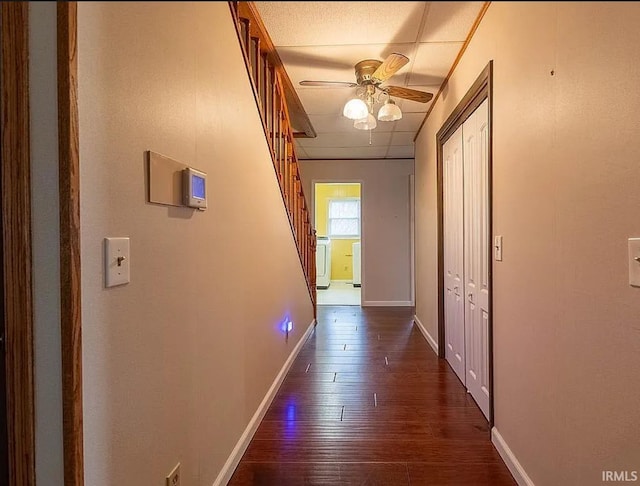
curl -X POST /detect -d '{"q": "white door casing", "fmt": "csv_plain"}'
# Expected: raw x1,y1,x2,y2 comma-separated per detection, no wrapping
443,125,466,384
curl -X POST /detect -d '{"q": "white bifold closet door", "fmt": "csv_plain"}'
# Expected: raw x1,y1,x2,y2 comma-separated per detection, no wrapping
463,99,490,418
443,98,490,419
443,125,465,383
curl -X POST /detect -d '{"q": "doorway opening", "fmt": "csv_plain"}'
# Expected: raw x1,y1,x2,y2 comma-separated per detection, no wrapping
314,182,362,306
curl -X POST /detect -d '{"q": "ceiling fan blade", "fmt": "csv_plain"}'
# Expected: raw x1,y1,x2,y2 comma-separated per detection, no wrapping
299,80,358,87
372,53,409,83
386,86,434,103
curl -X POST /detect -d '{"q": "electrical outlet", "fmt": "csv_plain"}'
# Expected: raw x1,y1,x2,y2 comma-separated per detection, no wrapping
166,463,180,486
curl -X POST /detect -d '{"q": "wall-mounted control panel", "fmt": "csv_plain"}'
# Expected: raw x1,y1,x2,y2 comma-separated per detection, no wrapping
147,151,208,211
183,167,207,210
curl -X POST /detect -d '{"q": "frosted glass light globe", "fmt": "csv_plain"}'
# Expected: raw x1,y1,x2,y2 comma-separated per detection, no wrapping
343,98,368,120
377,100,402,121
354,113,377,130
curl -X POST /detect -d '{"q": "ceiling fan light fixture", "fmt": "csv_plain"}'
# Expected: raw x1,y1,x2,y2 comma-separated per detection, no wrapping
354,113,377,131
377,99,403,122
343,98,368,120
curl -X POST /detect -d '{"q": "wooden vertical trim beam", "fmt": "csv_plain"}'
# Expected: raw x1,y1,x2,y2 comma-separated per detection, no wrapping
1,3,36,485
57,3,84,485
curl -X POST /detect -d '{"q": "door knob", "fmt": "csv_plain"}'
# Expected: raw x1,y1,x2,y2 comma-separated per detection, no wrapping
468,293,473,303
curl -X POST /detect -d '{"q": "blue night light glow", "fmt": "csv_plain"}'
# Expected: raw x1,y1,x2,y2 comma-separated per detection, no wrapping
280,318,293,334
287,402,296,422
285,398,298,437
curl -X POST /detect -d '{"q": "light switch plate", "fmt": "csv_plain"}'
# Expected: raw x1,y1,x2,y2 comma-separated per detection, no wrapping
628,238,640,287
494,235,503,262
104,237,130,287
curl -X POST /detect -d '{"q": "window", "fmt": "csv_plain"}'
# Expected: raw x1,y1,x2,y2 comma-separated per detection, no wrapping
328,198,360,238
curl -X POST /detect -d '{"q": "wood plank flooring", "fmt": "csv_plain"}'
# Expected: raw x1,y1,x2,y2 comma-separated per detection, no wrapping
229,306,515,485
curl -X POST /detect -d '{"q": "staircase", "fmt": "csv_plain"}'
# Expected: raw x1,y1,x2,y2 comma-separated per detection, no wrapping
229,1,317,314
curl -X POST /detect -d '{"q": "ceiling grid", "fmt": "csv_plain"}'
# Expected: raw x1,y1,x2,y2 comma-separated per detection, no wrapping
256,1,485,159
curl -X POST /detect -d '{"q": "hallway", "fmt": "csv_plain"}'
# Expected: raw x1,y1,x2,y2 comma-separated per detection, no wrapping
230,306,515,485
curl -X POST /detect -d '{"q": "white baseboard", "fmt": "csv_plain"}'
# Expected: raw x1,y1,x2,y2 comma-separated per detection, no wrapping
491,427,535,486
362,300,413,307
213,319,316,486
413,315,438,354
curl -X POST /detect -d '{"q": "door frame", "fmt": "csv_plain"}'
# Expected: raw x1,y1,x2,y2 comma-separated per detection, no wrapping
1,2,36,484
2,3,84,484
436,61,494,424
57,3,84,485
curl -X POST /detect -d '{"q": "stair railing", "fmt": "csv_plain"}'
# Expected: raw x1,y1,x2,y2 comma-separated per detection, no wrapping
229,1,317,313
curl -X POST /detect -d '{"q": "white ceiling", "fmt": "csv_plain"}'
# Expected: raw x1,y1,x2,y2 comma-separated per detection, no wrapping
256,1,485,160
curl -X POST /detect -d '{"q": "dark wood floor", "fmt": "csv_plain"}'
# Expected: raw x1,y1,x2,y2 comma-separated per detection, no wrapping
229,306,515,485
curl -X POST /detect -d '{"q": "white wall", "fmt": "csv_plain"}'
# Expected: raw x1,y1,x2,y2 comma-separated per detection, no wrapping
78,3,313,485
299,159,414,306
415,3,640,485
29,2,64,484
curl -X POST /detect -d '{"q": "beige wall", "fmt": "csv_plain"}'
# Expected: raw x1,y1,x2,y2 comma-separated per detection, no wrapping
415,2,640,485
78,3,313,485
299,159,413,305
29,2,64,483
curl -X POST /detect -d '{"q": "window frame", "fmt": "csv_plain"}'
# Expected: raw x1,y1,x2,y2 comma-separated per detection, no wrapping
327,197,361,239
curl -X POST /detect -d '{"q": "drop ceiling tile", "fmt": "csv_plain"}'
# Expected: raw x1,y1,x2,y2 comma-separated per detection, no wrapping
297,88,356,115
386,145,415,158
278,44,414,90
364,119,397,133
256,2,481,160
393,112,426,132
298,131,392,148
309,114,397,133
420,2,485,42
256,2,427,47
390,131,416,146
309,114,355,133
409,43,463,86
305,146,388,159
393,85,439,113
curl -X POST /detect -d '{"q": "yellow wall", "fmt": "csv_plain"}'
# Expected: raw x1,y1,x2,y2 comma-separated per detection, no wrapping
315,183,361,281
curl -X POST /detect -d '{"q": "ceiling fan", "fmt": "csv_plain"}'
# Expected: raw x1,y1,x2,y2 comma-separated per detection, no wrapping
299,53,433,129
